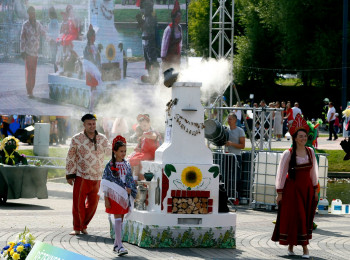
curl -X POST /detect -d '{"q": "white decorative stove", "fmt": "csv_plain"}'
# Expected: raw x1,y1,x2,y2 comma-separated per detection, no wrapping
122,82,236,248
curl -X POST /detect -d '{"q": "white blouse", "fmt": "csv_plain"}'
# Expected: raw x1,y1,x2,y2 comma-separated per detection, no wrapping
275,147,318,191
115,161,128,183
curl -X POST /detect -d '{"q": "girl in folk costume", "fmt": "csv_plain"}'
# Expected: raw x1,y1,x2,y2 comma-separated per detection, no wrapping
272,114,318,259
161,0,182,71
128,114,160,180
99,136,137,256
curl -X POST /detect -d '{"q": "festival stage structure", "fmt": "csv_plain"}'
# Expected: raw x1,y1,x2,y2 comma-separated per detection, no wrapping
48,0,150,109
121,81,236,248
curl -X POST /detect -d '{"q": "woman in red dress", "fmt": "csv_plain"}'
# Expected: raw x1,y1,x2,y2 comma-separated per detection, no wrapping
128,114,159,180
272,114,318,259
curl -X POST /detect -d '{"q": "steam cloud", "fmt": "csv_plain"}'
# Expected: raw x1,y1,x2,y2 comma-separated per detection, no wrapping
93,58,232,135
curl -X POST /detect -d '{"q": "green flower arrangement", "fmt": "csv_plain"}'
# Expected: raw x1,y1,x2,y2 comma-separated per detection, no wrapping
1,227,35,260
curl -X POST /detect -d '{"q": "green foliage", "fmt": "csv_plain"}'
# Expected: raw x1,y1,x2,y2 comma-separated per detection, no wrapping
158,227,174,247
179,228,195,247
188,0,211,56
234,0,344,92
139,226,154,247
199,228,216,247
164,164,176,177
208,166,219,178
327,182,350,204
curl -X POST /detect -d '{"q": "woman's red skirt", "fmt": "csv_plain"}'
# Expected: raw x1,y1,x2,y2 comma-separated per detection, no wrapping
105,197,128,215
272,167,317,246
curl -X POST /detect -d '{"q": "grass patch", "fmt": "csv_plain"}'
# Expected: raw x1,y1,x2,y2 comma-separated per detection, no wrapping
275,78,303,87
247,148,350,173
327,182,350,203
18,147,135,179
316,149,350,172
114,9,186,22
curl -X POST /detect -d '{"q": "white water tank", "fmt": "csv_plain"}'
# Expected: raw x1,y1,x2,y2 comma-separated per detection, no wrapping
317,198,329,214
331,199,343,214
33,123,50,156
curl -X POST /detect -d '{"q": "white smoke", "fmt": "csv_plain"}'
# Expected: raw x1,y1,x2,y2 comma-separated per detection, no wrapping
93,58,232,136
178,58,232,106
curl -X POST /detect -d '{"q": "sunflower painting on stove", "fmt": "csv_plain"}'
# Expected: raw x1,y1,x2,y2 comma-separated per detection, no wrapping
181,166,203,189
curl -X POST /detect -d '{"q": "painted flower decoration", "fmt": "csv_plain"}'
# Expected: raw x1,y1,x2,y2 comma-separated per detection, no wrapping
181,166,203,188
105,44,116,61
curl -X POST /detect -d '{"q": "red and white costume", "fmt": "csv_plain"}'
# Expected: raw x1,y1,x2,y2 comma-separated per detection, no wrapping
66,131,111,231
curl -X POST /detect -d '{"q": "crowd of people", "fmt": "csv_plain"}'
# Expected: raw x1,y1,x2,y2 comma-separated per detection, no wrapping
228,98,347,143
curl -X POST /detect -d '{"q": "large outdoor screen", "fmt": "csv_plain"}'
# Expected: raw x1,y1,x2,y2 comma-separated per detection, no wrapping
0,0,188,118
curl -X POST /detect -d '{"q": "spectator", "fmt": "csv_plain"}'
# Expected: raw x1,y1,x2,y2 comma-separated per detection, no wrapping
281,101,288,137
327,102,338,141
56,116,67,144
334,113,340,135
233,102,242,127
224,113,245,199
292,102,302,119
273,101,283,141
285,102,294,126
24,115,33,127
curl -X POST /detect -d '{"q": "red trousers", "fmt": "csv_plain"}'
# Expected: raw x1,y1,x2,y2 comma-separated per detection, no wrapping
25,55,38,95
72,176,100,231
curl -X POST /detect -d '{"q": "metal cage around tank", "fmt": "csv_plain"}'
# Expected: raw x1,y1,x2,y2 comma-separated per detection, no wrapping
206,106,328,210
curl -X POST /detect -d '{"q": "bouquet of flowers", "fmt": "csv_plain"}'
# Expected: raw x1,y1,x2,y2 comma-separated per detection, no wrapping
1,227,35,260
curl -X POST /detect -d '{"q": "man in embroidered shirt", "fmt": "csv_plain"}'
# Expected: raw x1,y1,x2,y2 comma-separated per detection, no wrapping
20,6,52,97
66,114,111,235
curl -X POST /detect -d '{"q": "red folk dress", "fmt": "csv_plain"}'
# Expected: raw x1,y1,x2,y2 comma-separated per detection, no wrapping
272,147,318,246
128,130,159,167
57,19,78,46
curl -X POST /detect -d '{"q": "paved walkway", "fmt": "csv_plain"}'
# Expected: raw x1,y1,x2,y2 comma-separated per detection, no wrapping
0,182,349,260
0,61,148,116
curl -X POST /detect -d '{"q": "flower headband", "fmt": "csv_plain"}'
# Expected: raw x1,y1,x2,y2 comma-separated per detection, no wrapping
289,114,309,136
112,135,126,150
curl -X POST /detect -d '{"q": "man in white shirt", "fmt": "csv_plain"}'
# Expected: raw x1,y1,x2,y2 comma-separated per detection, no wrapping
292,102,302,119
327,102,338,141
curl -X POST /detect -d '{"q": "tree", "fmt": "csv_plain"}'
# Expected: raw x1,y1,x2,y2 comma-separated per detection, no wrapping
188,0,212,56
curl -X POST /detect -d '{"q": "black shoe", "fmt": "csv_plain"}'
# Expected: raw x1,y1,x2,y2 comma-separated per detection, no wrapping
334,137,338,140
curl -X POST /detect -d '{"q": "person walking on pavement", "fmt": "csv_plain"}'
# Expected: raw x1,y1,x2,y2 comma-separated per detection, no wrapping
20,6,53,97
99,135,137,256
327,102,338,141
65,114,111,235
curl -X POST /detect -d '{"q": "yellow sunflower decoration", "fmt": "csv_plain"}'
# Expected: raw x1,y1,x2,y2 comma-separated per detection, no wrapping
181,166,203,188
105,44,116,61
